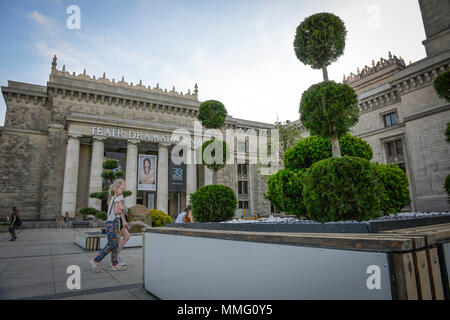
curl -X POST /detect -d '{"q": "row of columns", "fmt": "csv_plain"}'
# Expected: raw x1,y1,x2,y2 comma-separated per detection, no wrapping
61,135,199,217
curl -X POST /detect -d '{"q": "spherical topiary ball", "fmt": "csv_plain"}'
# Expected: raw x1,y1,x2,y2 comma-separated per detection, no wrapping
190,185,237,222
293,12,347,69
198,100,228,129
303,156,383,222
300,81,359,139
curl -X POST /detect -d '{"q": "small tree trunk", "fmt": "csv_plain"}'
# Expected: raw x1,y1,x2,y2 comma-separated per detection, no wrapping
322,66,329,82
331,136,342,158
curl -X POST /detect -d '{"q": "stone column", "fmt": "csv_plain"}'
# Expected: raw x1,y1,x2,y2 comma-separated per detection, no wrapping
125,139,139,208
88,136,105,210
61,133,82,217
204,166,214,186
186,146,198,205
157,142,170,213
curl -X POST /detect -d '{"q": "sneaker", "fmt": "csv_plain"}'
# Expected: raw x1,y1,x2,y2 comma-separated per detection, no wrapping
9,238,15,241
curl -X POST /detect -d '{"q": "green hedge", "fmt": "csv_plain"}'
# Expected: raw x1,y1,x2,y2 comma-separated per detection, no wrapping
95,211,107,220
284,134,373,170
190,185,237,222
150,209,173,227
264,169,307,218
201,140,231,172
303,156,383,222
373,163,410,215
197,100,228,129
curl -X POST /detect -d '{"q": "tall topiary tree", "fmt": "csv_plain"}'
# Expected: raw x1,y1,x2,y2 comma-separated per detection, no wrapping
294,13,358,157
89,158,131,201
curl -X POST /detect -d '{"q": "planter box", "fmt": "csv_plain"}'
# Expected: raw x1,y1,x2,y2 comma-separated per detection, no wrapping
166,214,450,234
74,231,143,251
144,223,450,300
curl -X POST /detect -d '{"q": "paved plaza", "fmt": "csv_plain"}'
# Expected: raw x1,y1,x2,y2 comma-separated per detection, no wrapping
0,228,157,300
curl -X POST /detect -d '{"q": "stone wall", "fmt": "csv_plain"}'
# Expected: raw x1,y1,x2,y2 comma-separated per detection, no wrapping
76,143,92,215
0,130,47,219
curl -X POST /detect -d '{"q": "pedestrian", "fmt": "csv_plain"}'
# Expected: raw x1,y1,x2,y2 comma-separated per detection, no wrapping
175,204,192,223
89,179,127,272
183,206,194,223
64,212,70,229
8,207,21,241
117,181,130,266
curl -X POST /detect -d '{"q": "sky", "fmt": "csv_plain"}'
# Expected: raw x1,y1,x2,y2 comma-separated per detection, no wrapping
0,0,427,126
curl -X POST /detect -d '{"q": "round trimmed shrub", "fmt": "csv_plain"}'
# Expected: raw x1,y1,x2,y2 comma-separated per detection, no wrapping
198,100,228,129
300,81,359,140
190,185,237,222
434,70,450,102
284,134,373,170
149,209,173,227
303,156,383,222
201,139,231,172
373,163,410,215
103,159,119,170
293,12,347,69
264,169,307,218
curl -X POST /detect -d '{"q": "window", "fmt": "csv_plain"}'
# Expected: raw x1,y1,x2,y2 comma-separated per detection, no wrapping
384,138,406,173
238,163,248,176
383,112,398,127
239,201,249,209
238,181,248,195
238,141,247,153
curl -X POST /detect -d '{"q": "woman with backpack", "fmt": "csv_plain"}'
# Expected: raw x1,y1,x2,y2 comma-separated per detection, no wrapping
9,207,21,241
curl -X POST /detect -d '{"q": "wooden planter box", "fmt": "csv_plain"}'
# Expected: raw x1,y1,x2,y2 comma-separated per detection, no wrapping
143,223,450,300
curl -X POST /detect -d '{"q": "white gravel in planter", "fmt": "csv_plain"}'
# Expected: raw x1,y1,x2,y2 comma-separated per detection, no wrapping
223,212,450,224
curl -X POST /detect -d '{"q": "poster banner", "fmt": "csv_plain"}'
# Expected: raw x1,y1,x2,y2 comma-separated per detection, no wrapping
169,161,186,192
138,154,157,191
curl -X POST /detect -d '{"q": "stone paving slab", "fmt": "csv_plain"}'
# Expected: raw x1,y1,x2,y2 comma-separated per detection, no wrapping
0,228,156,300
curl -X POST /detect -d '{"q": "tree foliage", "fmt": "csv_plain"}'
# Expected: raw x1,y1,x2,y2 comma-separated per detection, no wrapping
300,81,359,140
201,139,231,172
303,156,383,222
434,70,450,103
293,12,347,69
284,134,372,170
190,185,237,222
197,100,228,129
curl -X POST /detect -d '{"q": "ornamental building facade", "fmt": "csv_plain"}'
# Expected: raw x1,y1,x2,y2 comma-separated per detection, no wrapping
0,0,449,221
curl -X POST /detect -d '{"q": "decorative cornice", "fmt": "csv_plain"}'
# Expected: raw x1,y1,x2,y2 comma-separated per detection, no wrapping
344,52,406,84
49,55,198,101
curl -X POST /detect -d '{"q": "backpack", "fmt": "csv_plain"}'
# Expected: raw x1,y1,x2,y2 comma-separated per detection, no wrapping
14,216,22,227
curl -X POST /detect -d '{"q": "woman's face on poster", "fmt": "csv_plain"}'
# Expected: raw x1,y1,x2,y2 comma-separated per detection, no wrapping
144,159,150,170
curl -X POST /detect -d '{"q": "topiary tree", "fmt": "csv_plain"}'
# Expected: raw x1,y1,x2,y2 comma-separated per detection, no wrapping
190,185,237,222
264,169,307,218
293,12,347,81
89,158,131,201
284,134,372,170
300,81,359,157
201,139,231,172
149,209,173,227
373,163,410,215
198,100,228,129
434,70,450,103
303,156,383,222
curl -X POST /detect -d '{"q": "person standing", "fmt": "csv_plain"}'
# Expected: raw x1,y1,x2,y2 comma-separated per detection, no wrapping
89,179,127,272
8,207,19,241
183,206,194,223
64,212,70,229
117,181,130,266
175,205,192,223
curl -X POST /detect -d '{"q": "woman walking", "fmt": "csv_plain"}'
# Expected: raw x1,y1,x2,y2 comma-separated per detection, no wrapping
89,179,127,272
8,207,19,241
117,181,130,266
